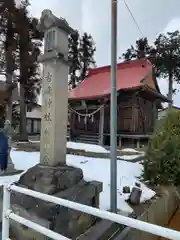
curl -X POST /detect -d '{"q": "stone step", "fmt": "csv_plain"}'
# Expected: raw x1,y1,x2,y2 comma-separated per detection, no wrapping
78,132,99,136
77,219,125,240
78,134,99,139
76,139,99,145
75,135,99,144
76,137,99,142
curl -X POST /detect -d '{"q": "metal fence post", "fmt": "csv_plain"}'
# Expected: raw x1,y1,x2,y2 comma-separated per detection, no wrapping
110,0,118,213
2,184,11,239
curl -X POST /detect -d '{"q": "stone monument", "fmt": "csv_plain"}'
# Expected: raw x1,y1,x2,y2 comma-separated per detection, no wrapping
39,9,70,166
10,10,102,240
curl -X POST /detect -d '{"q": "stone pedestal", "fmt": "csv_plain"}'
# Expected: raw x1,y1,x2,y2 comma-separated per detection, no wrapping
10,164,102,239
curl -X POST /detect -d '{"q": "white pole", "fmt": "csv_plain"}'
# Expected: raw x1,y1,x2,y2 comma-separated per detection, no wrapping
9,185,180,240
2,185,10,239
8,211,70,240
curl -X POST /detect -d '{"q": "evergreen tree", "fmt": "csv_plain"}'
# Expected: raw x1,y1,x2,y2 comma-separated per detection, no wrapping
0,0,18,128
68,30,80,90
143,109,180,186
152,31,180,108
122,31,180,108
122,37,152,60
79,33,96,82
68,32,96,89
0,0,42,141
16,0,43,141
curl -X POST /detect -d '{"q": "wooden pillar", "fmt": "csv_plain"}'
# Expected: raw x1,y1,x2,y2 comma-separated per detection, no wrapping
67,111,71,141
31,119,34,134
136,139,140,149
99,105,105,145
118,137,122,148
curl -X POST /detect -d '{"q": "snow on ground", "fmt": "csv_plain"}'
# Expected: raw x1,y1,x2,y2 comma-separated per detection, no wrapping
29,141,146,160
119,148,145,161
29,140,40,143
11,150,39,170
118,155,142,161
30,140,109,153
67,142,109,153
121,148,141,153
66,155,155,213
119,153,145,161
0,150,39,186
6,148,155,214
0,172,24,186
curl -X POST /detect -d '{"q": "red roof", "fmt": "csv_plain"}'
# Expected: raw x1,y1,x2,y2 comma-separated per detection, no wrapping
69,58,154,100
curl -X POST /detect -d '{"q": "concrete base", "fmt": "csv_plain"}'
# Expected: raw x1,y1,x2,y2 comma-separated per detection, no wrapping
10,163,102,240
116,187,180,240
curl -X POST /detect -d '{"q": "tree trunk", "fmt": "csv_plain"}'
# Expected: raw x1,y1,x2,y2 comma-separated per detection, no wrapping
19,20,29,142
168,73,173,109
6,61,13,125
5,14,15,168
5,14,13,127
19,83,28,141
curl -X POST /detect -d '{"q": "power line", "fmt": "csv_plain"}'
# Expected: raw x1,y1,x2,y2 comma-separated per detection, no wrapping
123,0,144,38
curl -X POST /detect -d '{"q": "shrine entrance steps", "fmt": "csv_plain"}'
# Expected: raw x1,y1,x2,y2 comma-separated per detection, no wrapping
73,133,99,145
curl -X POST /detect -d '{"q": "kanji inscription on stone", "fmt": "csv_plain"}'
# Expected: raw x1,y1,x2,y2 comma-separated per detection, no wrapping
47,86,52,95
44,128,49,135
45,72,52,82
43,154,49,165
44,142,50,149
47,98,52,108
44,112,52,121
44,86,52,95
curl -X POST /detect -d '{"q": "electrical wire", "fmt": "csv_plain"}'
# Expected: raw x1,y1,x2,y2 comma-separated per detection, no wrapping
123,0,144,38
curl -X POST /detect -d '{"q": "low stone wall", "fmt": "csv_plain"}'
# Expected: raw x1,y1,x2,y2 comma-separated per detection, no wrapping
116,187,180,240
12,142,142,161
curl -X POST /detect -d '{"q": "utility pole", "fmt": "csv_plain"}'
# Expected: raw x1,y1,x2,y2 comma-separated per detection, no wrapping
110,0,117,213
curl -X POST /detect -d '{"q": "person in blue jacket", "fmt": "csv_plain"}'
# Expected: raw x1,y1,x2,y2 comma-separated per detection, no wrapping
0,119,8,174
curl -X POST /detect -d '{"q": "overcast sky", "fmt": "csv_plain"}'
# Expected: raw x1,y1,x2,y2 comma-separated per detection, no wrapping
29,0,180,106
